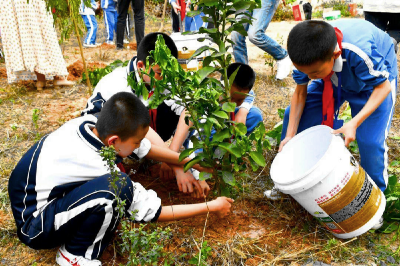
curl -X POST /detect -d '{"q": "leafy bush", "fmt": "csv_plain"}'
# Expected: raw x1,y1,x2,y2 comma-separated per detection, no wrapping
82,60,129,87
312,10,323,18
272,4,293,21
380,174,400,235
322,0,351,17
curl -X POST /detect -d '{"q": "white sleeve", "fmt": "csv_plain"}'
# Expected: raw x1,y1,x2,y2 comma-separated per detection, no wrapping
238,89,254,111
133,138,151,159
128,181,162,222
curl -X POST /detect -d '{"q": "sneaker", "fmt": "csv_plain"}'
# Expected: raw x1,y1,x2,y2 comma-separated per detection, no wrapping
116,46,124,51
105,41,114,45
264,187,282,200
123,39,130,44
56,245,101,266
275,55,292,80
371,217,384,230
83,43,98,48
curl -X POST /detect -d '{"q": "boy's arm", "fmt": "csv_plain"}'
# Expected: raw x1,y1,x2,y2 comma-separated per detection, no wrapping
332,80,392,146
145,144,210,173
235,108,249,125
145,127,207,197
169,110,193,152
279,83,308,152
157,197,234,222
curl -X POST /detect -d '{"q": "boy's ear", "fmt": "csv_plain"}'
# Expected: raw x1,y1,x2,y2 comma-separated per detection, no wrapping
137,60,145,71
333,49,341,60
107,135,119,147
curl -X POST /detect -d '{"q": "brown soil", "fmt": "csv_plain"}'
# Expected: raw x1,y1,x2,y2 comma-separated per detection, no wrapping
67,60,107,81
128,42,137,51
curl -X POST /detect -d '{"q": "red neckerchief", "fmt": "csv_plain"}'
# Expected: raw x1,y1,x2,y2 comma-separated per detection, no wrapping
322,27,343,128
179,0,186,21
148,91,157,132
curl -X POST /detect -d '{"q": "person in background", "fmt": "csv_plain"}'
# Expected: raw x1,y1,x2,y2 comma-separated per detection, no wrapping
116,0,145,50
0,0,74,90
80,0,100,48
101,0,118,45
364,0,399,53
231,0,292,80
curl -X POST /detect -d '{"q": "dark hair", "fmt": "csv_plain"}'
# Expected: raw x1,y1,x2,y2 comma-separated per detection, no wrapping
287,20,337,66
96,92,150,141
136,32,178,65
227,63,256,91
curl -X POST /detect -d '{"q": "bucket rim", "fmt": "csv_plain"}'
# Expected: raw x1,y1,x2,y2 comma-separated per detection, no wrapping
272,125,335,186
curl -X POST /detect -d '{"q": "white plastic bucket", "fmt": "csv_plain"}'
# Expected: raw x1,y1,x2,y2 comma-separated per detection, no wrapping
270,125,386,239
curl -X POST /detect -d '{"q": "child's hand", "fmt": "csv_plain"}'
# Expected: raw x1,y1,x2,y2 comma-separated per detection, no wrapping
211,197,234,218
159,162,175,180
192,180,210,198
332,121,357,147
176,170,203,196
279,136,292,152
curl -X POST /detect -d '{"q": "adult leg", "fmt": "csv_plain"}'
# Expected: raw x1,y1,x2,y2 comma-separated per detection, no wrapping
386,13,400,43
346,80,397,191
116,0,131,48
18,174,134,259
231,11,251,64
131,0,145,45
364,11,389,33
171,9,180,32
247,0,287,60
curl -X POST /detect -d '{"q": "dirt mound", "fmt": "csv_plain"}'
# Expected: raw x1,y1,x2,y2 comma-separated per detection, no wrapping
67,60,107,81
128,43,137,51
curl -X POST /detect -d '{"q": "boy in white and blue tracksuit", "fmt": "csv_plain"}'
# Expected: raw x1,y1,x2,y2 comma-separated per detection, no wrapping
281,20,398,192
80,0,98,46
101,0,117,43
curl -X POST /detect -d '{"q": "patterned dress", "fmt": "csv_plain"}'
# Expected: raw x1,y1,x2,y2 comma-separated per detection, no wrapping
0,0,68,83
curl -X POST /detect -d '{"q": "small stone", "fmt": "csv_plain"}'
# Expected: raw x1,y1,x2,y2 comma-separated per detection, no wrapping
379,261,387,266
386,256,396,264
301,258,313,266
313,262,330,266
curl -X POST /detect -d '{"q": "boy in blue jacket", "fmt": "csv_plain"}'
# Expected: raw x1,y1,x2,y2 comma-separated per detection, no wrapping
101,0,117,44
275,20,397,197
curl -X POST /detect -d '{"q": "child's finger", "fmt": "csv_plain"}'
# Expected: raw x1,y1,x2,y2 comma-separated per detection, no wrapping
226,198,234,203
187,182,194,193
193,181,204,197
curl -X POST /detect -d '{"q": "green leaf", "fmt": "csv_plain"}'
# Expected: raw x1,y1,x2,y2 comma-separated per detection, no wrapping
218,143,241,157
207,117,221,128
222,171,236,186
199,172,212,181
388,175,398,186
250,151,266,167
197,66,215,83
186,10,202,17
189,46,212,61
233,1,252,11
179,148,195,162
184,156,202,172
213,110,229,119
213,128,230,142
278,108,285,119
380,222,399,233
235,123,247,136
222,102,236,112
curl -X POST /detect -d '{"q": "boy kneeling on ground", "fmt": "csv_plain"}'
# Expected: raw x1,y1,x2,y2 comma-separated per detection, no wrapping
8,92,233,266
